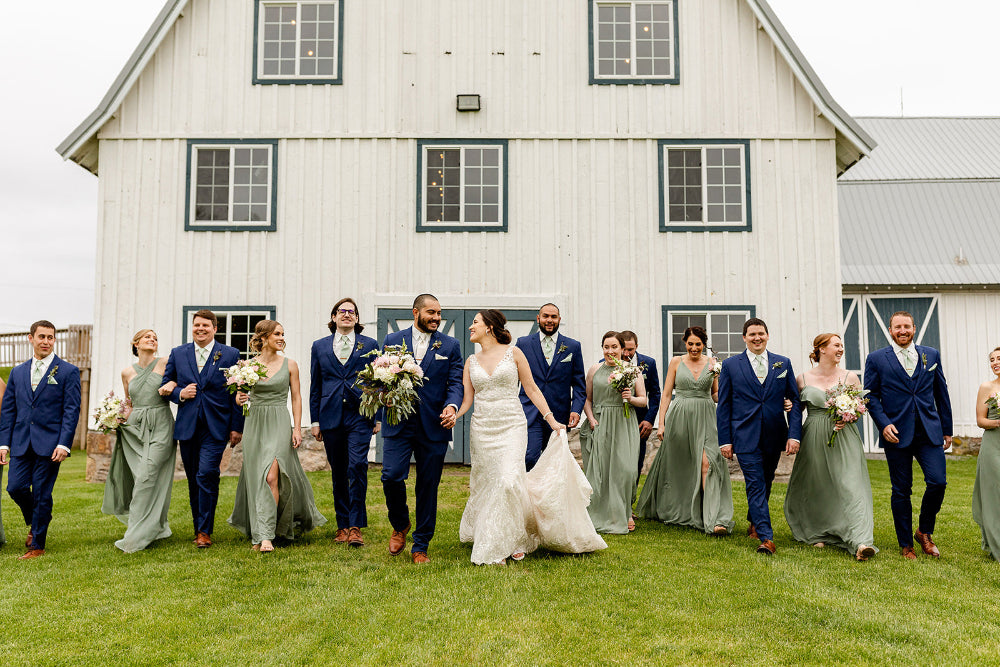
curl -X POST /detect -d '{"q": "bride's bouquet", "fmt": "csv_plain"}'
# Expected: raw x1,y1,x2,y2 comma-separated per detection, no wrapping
608,356,644,418
93,390,131,434
355,343,425,426
224,358,269,416
824,381,869,447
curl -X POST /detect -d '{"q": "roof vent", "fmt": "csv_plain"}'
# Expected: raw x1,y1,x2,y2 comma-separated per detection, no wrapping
954,247,969,266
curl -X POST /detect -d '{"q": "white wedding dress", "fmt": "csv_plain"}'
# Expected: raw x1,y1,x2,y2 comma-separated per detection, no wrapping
459,347,607,564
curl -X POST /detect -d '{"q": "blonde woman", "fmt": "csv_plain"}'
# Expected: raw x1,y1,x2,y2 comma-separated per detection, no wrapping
972,347,1000,562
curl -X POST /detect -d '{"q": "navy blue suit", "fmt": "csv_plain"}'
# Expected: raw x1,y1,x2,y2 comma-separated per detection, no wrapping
162,342,244,536
0,356,81,550
515,333,586,470
716,351,801,542
310,333,379,529
864,345,952,547
380,327,464,554
631,353,661,475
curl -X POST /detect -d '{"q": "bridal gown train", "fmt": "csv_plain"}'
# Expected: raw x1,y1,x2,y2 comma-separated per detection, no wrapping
459,347,607,564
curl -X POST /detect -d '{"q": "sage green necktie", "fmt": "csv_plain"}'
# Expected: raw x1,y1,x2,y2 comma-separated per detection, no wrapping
338,335,351,362
31,360,44,390
902,349,915,375
753,355,766,383
543,336,554,364
197,347,208,371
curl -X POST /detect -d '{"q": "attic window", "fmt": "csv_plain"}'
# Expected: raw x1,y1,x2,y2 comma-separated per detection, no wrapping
254,1,343,84
590,1,679,84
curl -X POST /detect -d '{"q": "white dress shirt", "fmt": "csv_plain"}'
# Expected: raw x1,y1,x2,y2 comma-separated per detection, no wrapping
334,331,356,362
539,331,557,365
413,328,431,362
745,348,769,379
890,340,917,376
195,340,216,369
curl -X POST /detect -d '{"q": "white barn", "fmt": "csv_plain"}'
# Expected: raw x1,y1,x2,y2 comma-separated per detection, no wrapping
840,117,1000,444
58,0,874,463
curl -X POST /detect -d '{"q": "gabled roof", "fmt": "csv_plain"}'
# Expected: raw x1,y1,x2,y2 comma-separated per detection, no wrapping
57,0,874,175
840,117,1000,288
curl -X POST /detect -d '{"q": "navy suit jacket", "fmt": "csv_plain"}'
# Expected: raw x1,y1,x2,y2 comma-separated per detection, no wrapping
863,345,952,449
0,356,81,457
632,353,661,425
515,333,586,425
381,327,464,443
162,342,245,441
716,351,802,454
309,333,379,430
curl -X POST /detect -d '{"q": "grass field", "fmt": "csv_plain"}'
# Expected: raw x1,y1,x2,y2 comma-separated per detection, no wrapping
0,366,12,382
1,455,998,665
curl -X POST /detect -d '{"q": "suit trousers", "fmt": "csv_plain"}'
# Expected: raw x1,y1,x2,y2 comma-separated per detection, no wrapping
525,418,554,471
323,413,372,529
179,419,228,535
738,446,782,542
381,419,447,553
883,419,947,547
7,448,61,550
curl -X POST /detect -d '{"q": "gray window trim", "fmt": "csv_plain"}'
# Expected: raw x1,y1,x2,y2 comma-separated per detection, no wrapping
416,139,509,233
185,139,279,232
253,0,344,85
589,0,680,85
658,139,752,233
661,304,756,364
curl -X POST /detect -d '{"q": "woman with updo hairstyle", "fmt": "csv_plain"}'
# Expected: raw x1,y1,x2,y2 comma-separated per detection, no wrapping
972,346,1000,561
455,309,606,563
636,325,734,535
101,329,177,553
580,331,648,533
229,320,326,552
783,332,877,561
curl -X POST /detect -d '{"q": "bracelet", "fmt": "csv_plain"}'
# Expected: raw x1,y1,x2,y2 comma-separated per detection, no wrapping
542,411,553,420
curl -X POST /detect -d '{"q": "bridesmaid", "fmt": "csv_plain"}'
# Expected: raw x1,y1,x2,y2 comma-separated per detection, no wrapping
636,326,734,535
580,331,647,534
229,320,326,552
101,329,178,553
972,346,1000,561
783,333,877,561
0,374,5,546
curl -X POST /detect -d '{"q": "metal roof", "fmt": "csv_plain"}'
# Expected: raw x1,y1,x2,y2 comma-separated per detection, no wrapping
841,117,1000,182
56,0,874,175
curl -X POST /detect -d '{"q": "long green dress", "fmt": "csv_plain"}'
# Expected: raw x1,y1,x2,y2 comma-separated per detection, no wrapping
972,405,1000,561
101,359,176,553
636,362,734,534
228,358,326,544
783,385,877,555
580,363,639,534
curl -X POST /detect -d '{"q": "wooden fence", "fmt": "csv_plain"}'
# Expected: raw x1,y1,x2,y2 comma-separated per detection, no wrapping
0,325,93,450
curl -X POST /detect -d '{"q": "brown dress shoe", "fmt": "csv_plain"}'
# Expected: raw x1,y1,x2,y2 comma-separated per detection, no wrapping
756,540,776,555
195,532,212,548
389,523,411,556
411,551,430,564
348,527,364,548
18,549,45,560
747,524,758,541
914,530,940,558
334,528,350,544
901,546,918,560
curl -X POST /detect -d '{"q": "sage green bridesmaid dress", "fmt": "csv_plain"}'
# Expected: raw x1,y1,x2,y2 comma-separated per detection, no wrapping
783,385,877,555
972,405,1000,561
228,358,326,544
580,363,639,534
636,362,734,534
101,359,177,553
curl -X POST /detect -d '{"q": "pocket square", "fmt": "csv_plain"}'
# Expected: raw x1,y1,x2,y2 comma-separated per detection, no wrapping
777,370,788,379
560,354,573,363
927,363,938,372
435,353,448,361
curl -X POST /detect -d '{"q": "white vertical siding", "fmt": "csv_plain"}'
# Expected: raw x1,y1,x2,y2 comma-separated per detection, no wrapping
939,292,1000,438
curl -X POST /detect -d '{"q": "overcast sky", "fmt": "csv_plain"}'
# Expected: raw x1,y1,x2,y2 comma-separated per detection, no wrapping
1,0,997,333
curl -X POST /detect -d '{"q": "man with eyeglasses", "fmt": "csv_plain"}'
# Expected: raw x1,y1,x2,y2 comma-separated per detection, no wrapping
310,298,380,548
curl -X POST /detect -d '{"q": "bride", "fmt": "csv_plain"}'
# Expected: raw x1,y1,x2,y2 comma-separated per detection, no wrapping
456,309,607,565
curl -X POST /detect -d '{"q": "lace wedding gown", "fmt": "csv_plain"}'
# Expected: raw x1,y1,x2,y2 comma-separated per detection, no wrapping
459,347,607,564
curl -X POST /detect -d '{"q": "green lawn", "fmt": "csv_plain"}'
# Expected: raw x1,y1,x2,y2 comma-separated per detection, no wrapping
1,456,998,665
0,366,12,382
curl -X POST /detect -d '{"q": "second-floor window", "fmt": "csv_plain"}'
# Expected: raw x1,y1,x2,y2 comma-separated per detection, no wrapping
186,140,277,231
591,1,678,84
255,1,343,84
417,141,508,232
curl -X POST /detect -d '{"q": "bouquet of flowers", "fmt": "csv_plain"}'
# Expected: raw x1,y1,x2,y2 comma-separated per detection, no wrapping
355,343,425,426
985,390,1000,416
224,358,270,416
93,390,131,434
608,356,644,418
824,381,869,447
708,358,723,377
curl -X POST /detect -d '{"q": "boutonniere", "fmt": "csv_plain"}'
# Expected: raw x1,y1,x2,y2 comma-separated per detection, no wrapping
47,365,59,385
921,353,928,369
772,361,783,370
431,340,442,350
557,344,568,355
638,361,649,373
355,342,364,352
212,350,222,364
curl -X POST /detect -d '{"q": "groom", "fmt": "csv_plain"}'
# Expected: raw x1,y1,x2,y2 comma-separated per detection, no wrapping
0,320,81,559
716,318,801,555
161,309,244,548
380,294,463,563
864,311,952,559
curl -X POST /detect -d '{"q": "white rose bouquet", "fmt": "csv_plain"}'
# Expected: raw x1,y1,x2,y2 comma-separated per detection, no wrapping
355,343,425,425
93,390,131,434
224,358,270,416
823,381,869,447
608,356,643,418
708,358,723,377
